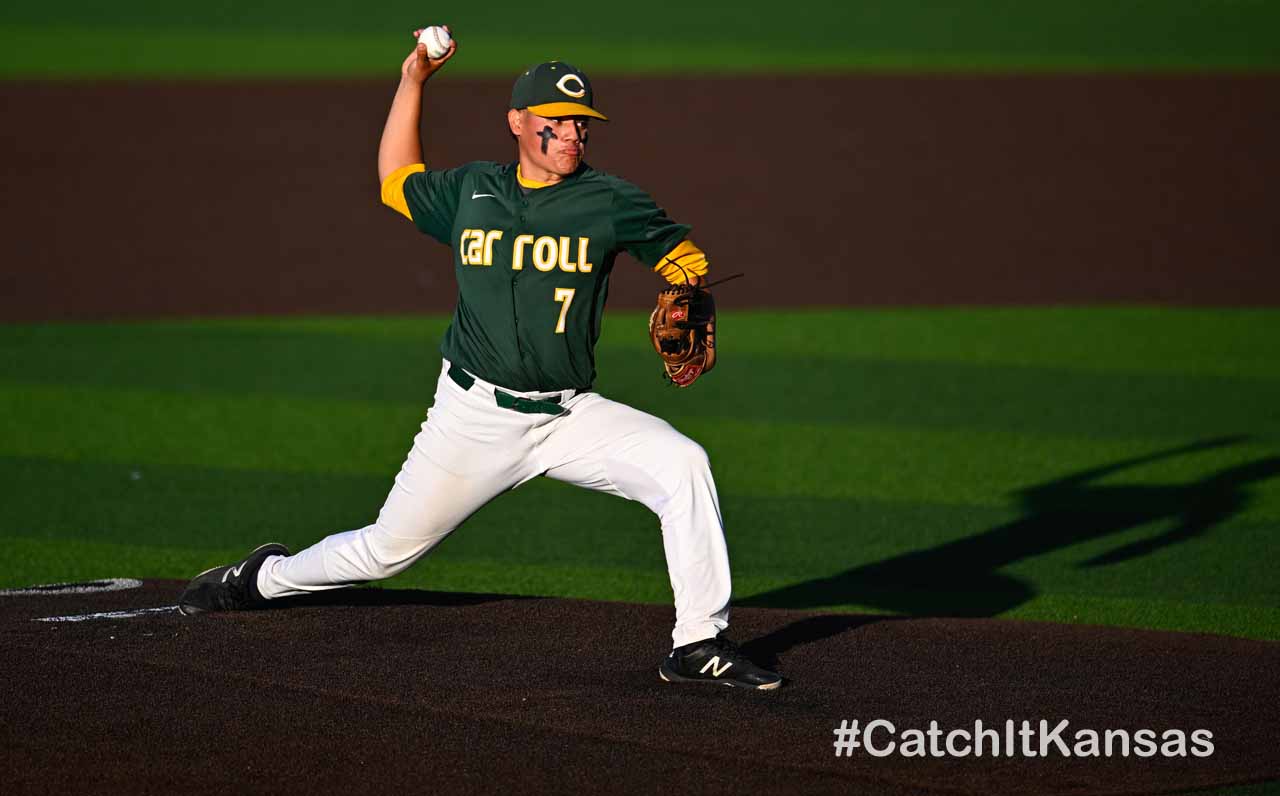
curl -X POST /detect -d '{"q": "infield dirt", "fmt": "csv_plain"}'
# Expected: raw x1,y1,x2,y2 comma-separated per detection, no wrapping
3,73,1278,321
1,580,1277,795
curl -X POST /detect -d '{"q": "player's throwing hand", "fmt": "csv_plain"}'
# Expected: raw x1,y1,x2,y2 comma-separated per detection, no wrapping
403,26,456,83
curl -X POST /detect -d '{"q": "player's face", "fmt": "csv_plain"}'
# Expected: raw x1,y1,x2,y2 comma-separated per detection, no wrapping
510,110,590,178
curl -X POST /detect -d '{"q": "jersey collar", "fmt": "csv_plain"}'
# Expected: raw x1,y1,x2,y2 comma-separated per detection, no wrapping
515,163,589,190
516,165,554,190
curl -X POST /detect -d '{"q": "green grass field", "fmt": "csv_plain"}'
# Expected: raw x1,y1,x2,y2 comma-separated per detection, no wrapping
3,0,1278,76
3,309,1277,639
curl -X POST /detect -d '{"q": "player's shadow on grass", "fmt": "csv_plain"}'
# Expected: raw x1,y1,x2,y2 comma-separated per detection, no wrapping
741,435,1280,618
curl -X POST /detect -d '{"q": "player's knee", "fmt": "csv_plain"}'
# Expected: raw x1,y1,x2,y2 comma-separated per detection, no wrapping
673,437,711,476
364,525,430,575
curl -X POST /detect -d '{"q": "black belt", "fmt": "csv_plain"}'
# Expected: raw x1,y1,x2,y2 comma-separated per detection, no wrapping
448,363,566,416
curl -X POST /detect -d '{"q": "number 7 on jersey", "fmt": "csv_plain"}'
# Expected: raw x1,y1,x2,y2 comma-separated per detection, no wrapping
553,287,575,333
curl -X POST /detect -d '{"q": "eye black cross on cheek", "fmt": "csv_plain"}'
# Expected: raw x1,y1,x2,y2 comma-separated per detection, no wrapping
537,125,558,154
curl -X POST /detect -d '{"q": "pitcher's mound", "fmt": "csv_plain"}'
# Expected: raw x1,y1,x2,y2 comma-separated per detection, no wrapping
1,580,1275,795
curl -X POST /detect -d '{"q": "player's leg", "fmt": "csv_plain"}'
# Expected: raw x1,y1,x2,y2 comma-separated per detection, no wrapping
537,393,730,645
537,393,779,688
180,362,537,611
258,363,544,597
256,429,511,599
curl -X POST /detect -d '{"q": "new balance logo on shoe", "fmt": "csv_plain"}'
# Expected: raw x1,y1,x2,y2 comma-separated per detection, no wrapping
658,635,783,690
221,562,247,582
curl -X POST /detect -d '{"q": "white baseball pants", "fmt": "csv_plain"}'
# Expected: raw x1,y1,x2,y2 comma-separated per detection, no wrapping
257,359,732,647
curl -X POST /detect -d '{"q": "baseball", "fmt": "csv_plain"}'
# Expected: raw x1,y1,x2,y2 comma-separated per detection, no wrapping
418,26,452,59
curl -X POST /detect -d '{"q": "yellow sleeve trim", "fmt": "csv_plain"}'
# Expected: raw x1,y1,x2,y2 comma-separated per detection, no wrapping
380,163,426,221
654,239,710,285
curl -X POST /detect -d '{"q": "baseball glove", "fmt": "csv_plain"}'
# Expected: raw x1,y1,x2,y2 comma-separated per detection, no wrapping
648,282,718,387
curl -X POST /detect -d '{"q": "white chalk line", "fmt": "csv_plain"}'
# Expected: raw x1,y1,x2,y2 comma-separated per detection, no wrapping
34,605,181,623
0,578,143,596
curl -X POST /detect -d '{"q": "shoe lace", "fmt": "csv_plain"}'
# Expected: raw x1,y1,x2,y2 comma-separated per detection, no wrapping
709,635,781,681
207,565,252,610
231,577,252,606
707,634,751,664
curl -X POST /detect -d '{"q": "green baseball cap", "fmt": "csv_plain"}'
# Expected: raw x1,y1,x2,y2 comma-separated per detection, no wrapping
510,61,608,121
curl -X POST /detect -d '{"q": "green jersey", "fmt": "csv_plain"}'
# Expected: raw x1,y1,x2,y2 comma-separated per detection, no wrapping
401,161,690,392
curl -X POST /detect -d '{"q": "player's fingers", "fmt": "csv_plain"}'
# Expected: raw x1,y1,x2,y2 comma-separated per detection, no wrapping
430,40,457,66
403,44,429,77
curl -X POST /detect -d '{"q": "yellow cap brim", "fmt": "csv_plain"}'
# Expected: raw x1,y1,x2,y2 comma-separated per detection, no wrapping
525,102,609,121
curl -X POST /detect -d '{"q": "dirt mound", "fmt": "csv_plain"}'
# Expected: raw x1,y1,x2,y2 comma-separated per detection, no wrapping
1,579,1275,794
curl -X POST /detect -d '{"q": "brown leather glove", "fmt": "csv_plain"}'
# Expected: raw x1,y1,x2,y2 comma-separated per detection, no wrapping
648,283,716,387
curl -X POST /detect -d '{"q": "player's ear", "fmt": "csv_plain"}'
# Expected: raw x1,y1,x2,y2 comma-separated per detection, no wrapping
507,108,523,137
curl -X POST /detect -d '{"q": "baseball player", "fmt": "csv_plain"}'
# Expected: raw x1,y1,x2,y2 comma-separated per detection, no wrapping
179,31,781,690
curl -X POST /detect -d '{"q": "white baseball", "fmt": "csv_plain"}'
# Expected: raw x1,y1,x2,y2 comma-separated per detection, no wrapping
418,26,452,59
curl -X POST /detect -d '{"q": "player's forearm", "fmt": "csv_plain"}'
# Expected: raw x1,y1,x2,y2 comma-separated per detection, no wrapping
378,78,426,183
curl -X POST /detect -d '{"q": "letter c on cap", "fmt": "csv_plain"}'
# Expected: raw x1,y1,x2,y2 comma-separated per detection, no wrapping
556,74,586,98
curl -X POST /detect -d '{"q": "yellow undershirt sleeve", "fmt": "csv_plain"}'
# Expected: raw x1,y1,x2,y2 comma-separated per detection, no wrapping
654,239,710,284
380,163,426,221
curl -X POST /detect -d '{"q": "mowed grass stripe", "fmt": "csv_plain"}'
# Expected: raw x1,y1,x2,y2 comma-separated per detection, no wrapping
697,420,1280,521
4,384,1277,519
5,450,1275,562
0,27,1001,78
4,318,1278,442
0,383,426,475
7,309,1278,380
10,450,1271,580
4,357,1271,440
3,1,1279,75
713,308,1280,381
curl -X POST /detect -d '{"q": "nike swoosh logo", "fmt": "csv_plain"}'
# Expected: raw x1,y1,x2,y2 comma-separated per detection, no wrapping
471,191,497,199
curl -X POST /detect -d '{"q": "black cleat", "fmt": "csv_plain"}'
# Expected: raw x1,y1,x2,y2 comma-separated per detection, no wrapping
178,543,290,616
659,634,783,690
